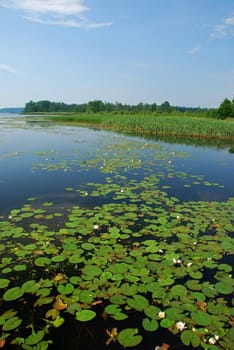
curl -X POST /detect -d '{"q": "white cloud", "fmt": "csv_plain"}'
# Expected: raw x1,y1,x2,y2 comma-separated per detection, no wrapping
0,63,18,74
211,14,234,38
187,46,201,55
0,0,112,29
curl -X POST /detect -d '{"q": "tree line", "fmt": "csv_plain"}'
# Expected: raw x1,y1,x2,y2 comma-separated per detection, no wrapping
24,98,234,119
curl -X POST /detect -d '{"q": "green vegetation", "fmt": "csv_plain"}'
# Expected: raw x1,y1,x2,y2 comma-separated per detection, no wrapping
24,98,234,140
46,113,234,140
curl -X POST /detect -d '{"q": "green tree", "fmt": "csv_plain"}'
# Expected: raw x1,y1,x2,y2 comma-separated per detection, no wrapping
216,98,233,119
87,100,105,113
159,101,171,113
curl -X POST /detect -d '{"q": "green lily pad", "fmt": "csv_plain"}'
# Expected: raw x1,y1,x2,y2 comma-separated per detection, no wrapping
3,287,24,301
215,281,233,295
181,330,201,347
35,257,51,267
2,316,22,331
57,283,74,295
79,290,95,304
13,264,27,272
160,318,174,328
0,278,10,289
22,280,39,294
118,328,142,347
127,295,149,311
142,318,159,332
170,284,187,297
76,310,96,322
191,311,212,326
25,330,45,345
105,304,121,315
82,265,102,277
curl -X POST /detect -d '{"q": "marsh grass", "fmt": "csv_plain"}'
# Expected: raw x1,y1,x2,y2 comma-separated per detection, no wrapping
47,113,234,140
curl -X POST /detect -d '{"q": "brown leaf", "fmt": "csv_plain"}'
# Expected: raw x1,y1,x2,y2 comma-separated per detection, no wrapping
53,296,67,310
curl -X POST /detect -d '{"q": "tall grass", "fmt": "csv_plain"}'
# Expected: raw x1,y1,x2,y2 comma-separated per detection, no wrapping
47,113,234,140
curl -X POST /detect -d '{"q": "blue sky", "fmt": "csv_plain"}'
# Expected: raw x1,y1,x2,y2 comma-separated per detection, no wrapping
0,0,233,108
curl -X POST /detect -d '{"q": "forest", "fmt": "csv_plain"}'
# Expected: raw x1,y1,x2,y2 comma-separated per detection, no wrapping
24,98,234,119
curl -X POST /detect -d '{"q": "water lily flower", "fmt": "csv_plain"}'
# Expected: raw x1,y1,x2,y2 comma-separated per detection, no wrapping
207,257,212,261
158,249,164,253
187,262,193,267
158,311,165,319
93,224,99,230
8,215,12,219
208,337,217,345
176,215,181,220
175,321,186,331
173,258,182,265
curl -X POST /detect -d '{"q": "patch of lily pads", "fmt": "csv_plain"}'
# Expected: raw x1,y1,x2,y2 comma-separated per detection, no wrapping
0,138,234,349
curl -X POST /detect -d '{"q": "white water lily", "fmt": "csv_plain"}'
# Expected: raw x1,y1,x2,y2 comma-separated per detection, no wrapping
93,224,99,230
187,262,193,267
158,311,165,319
173,258,182,265
175,321,186,331
208,337,217,345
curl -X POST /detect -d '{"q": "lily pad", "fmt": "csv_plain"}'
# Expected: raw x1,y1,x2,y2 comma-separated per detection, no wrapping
76,310,96,322
3,287,24,301
191,311,212,326
215,281,233,295
181,330,201,347
2,316,22,331
142,318,159,332
0,278,10,289
118,328,142,347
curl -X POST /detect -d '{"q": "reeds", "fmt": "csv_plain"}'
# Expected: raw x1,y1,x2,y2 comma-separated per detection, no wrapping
47,114,234,140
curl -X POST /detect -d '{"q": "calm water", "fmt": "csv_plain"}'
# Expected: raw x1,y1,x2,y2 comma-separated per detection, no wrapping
0,115,234,216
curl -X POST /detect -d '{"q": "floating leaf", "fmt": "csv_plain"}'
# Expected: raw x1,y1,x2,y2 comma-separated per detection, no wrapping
76,310,96,322
25,330,45,345
82,265,102,277
118,328,142,347
191,311,212,326
3,287,24,301
13,264,27,272
2,316,22,331
181,330,201,347
35,257,51,267
22,280,39,294
57,283,74,295
127,295,149,311
0,279,10,289
142,318,159,332
215,281,233,295
53,297,67,310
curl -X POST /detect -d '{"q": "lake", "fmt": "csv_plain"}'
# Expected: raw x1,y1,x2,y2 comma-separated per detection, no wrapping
0,115,233,350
